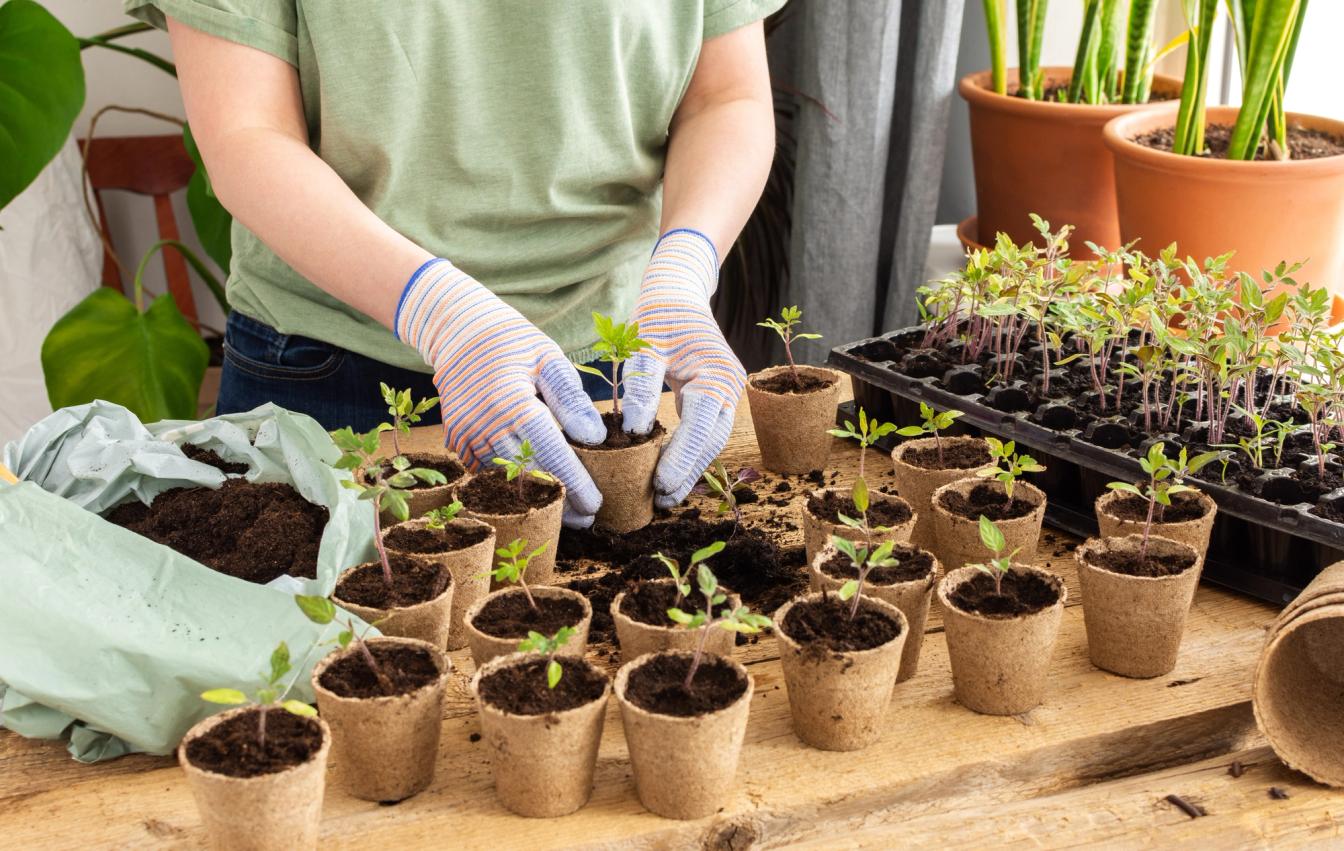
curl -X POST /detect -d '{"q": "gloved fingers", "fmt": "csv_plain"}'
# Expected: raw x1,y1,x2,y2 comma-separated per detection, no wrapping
620,350,667,435
514,403,603,528
535,354,607,446
652,390,723,501
655,404,735,510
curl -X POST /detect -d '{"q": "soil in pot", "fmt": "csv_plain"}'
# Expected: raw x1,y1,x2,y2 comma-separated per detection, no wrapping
381,453,467,489
478,656,607,713
938,482,1039,522
459,467,563,515
1103,490,1209,524
619,579,698,627
899,440,992,471
1086,537,1197,578
946,570,1061,617
817,544,934,585
612,578,741,661
577,411,664,449
623,653,748,717
806,489,912,527
382,517,494,651
746,364,844,474
1135,123,1344,161
751,370,837,394
317,642,442,699
780,593,901,653
472,591,586,639
802,486,915,562
460,467,564,586
333,554,451,609
570,413,664,534
382,522,491,554
183,708,324,779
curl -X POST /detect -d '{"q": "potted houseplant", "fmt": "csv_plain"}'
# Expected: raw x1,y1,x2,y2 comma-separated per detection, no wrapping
1097,442,1219,568
463,538,592,667
937,517,1067,715
745,306,844,474
890,403,994,551
930,438,1047,570
459,440,566,586
376,384,466,519
610,541,740,661
470,628,611,817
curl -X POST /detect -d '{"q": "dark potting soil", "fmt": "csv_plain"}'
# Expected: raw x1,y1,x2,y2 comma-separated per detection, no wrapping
184,708,323,778
1135,123,1344,161
478,656,606,715
383,522,491,554
623,654,747,717
819,544,934,585
948,570,1060,617
381,454,466,491
104,479,327,583
619,580,722,628
473,590,585,639
1105,490,1209,523
318,642,441,699
181,443,249,475
938,482,1039,521
1032,82,1174,103
571,411,664,450
459,467,563,515
751,370,837,395
807,489,912,527
901,440,991,471
334,554,450,608
781,594,901,653
1086,538,1198,578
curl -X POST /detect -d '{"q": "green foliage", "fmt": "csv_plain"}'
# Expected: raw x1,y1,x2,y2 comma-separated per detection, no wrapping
968,515,1019,596
422,500,464,531
651,540,724,606
517,626,577,689
575,312,648,416
1015,0,1049,100
828,407,897,479
896,403,964,465
493,440,558,494
200,640,316,746
489,538,549,611
1107,442,1217,555
1226,0,1306,161
975,437,1046,502
695,461,760,529
982,0,1007,94
1172,0,1219,155
757,305,822,385
296,594,396,696
380,383,438,455
832,535,900,620
332,426,448,525
667,562,770,689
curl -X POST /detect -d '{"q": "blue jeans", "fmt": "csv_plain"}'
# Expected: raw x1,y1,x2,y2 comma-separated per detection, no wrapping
216,311,614,432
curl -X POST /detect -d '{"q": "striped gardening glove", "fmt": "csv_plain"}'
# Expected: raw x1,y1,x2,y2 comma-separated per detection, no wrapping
396,259,606,528
622,228,747,508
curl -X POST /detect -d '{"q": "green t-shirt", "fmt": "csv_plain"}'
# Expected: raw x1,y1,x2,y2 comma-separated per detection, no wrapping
126,0,785,371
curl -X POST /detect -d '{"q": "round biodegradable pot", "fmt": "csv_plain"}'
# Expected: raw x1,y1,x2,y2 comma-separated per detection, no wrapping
890,436,994,552
614,650,754,820
178,706,331,851
801,485,916,564
1095,488,1217,569
379,451,467,524
332,559,455,651
774,592,908,751
930,478,1046,571
571,429,662,534
938,564,1067,715
462,483,565,587
382,517,495,650
463,585,592,668
611,577,740,662
809,542,939,682
1271,561,1344,636
960,66,1180,254
471,652,611,817
1075,534,1201,678
745,365,844,475
1254,604,1344,787
310,636,451,803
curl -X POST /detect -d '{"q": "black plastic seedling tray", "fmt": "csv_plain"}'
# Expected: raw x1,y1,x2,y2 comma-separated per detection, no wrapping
829,329,1344,607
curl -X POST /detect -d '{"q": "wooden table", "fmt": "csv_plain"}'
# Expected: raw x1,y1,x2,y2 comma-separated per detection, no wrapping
3,392,1341,849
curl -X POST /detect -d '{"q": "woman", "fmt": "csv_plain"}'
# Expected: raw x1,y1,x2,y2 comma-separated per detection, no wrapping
127,1,782,529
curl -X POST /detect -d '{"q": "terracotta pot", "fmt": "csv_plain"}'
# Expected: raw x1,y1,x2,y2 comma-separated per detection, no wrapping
809,543,939,682
774,592,908,751
938,564,1067,715
178,706,331,851
610,577,739,662
961,67,1181,254
929,478,1046,571
1095,488,1216,569
889,436,994,552
331,560,454,652
614,651,754,820
380,517,494,650
471,652,611,817
1254,604,1344,787
380,451,466,524
1075,534,1201,678
745,365,845,475
310,637,451,803
461,483,565,587
956,215,987,253
800,485,916,564
571,430,662,534
1106,105,1344,318
463,585,592,668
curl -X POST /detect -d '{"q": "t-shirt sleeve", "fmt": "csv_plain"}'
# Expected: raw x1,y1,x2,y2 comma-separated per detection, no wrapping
124,0,298,66
702,0,789,40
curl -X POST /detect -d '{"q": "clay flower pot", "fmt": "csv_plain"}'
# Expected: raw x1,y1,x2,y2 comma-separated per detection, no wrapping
1075,534,1201,678
460,475,566,587
1095,488,1217,569
890,436,994,552
930,478,1046,571
809,542,939,682
571,424,663,534
800,485,915,563
332,556,455,651
1105,105,1344,323
614,650,754,820
379,451,467,523
774,592,908,751
381,516,495,650
611,577,740,662
938,564,1067,715
745,364,844,474
960,66,1180,254
178,706,331,851
310,636,451,803
471,652,611,817
463,585,592,668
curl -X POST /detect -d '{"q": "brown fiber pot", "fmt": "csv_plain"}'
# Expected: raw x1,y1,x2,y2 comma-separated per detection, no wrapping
1094,488,1216,570
809,543,939,682
611,577,739,662
1254,604,1344,787
471,652,611,817
1075,534,1202,679
801,486,916,564
614,650,755,820
745,365,845,475
890,436,994,552
380,451,466,524
929,478,1046,571
571,429,662,534
1106,106,1344,319
938,565,1067,715
463,585,592,669
462,483,565,588
382,517,495,651
310,636,450,802
774,592,908,751
1271,562,1344,637
961,67,1180,253
178,707,331,851
331,559,454,651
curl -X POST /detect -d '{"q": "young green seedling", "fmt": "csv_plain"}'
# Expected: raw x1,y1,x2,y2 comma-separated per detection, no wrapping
975,437,1046,506
667,561,771,690
1106,442,1217,560
574,312,649,423
651,540,726,608
757,305,822,390
295,594,396,695
517,626,578,689
834,476,894,549
828,407,897,480
422,500,464,531
694,460,761,532
200,641,317,748
832,535,900,620
968,515,1019,597
493,439,559,501
895,403,964,466
380,383,438,457
488,538,549,612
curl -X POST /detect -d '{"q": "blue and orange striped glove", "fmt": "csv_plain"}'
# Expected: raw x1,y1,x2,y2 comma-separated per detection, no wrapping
395,259,606,528
622,229,747,508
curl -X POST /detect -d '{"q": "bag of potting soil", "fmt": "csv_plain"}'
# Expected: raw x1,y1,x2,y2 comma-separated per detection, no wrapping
0,401,377,762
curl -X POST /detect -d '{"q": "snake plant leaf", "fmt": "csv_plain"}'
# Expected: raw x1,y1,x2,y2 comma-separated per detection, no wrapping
183,123,234,285
0,0,85,210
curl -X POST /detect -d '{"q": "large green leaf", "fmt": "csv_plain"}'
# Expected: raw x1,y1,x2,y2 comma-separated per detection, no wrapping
183,123,233,281
42,288,209,421
0,0,85,210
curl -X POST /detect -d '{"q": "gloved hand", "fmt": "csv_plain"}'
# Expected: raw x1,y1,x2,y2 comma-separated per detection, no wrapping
395,259,606,528
622,229,747,509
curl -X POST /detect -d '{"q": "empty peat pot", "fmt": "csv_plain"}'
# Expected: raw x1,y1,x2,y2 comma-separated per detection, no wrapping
745,364,844,474
611,577,739,661
800,485,915,563
1095,488,1217,569
930,477,1047,571
471,652,611,817
570,414,664,534
380,516,495,650
889,436,993,552
332,553,455,651
1075,534,1201,678
458,469,566,586
380,452,467,522
463,585,593,668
